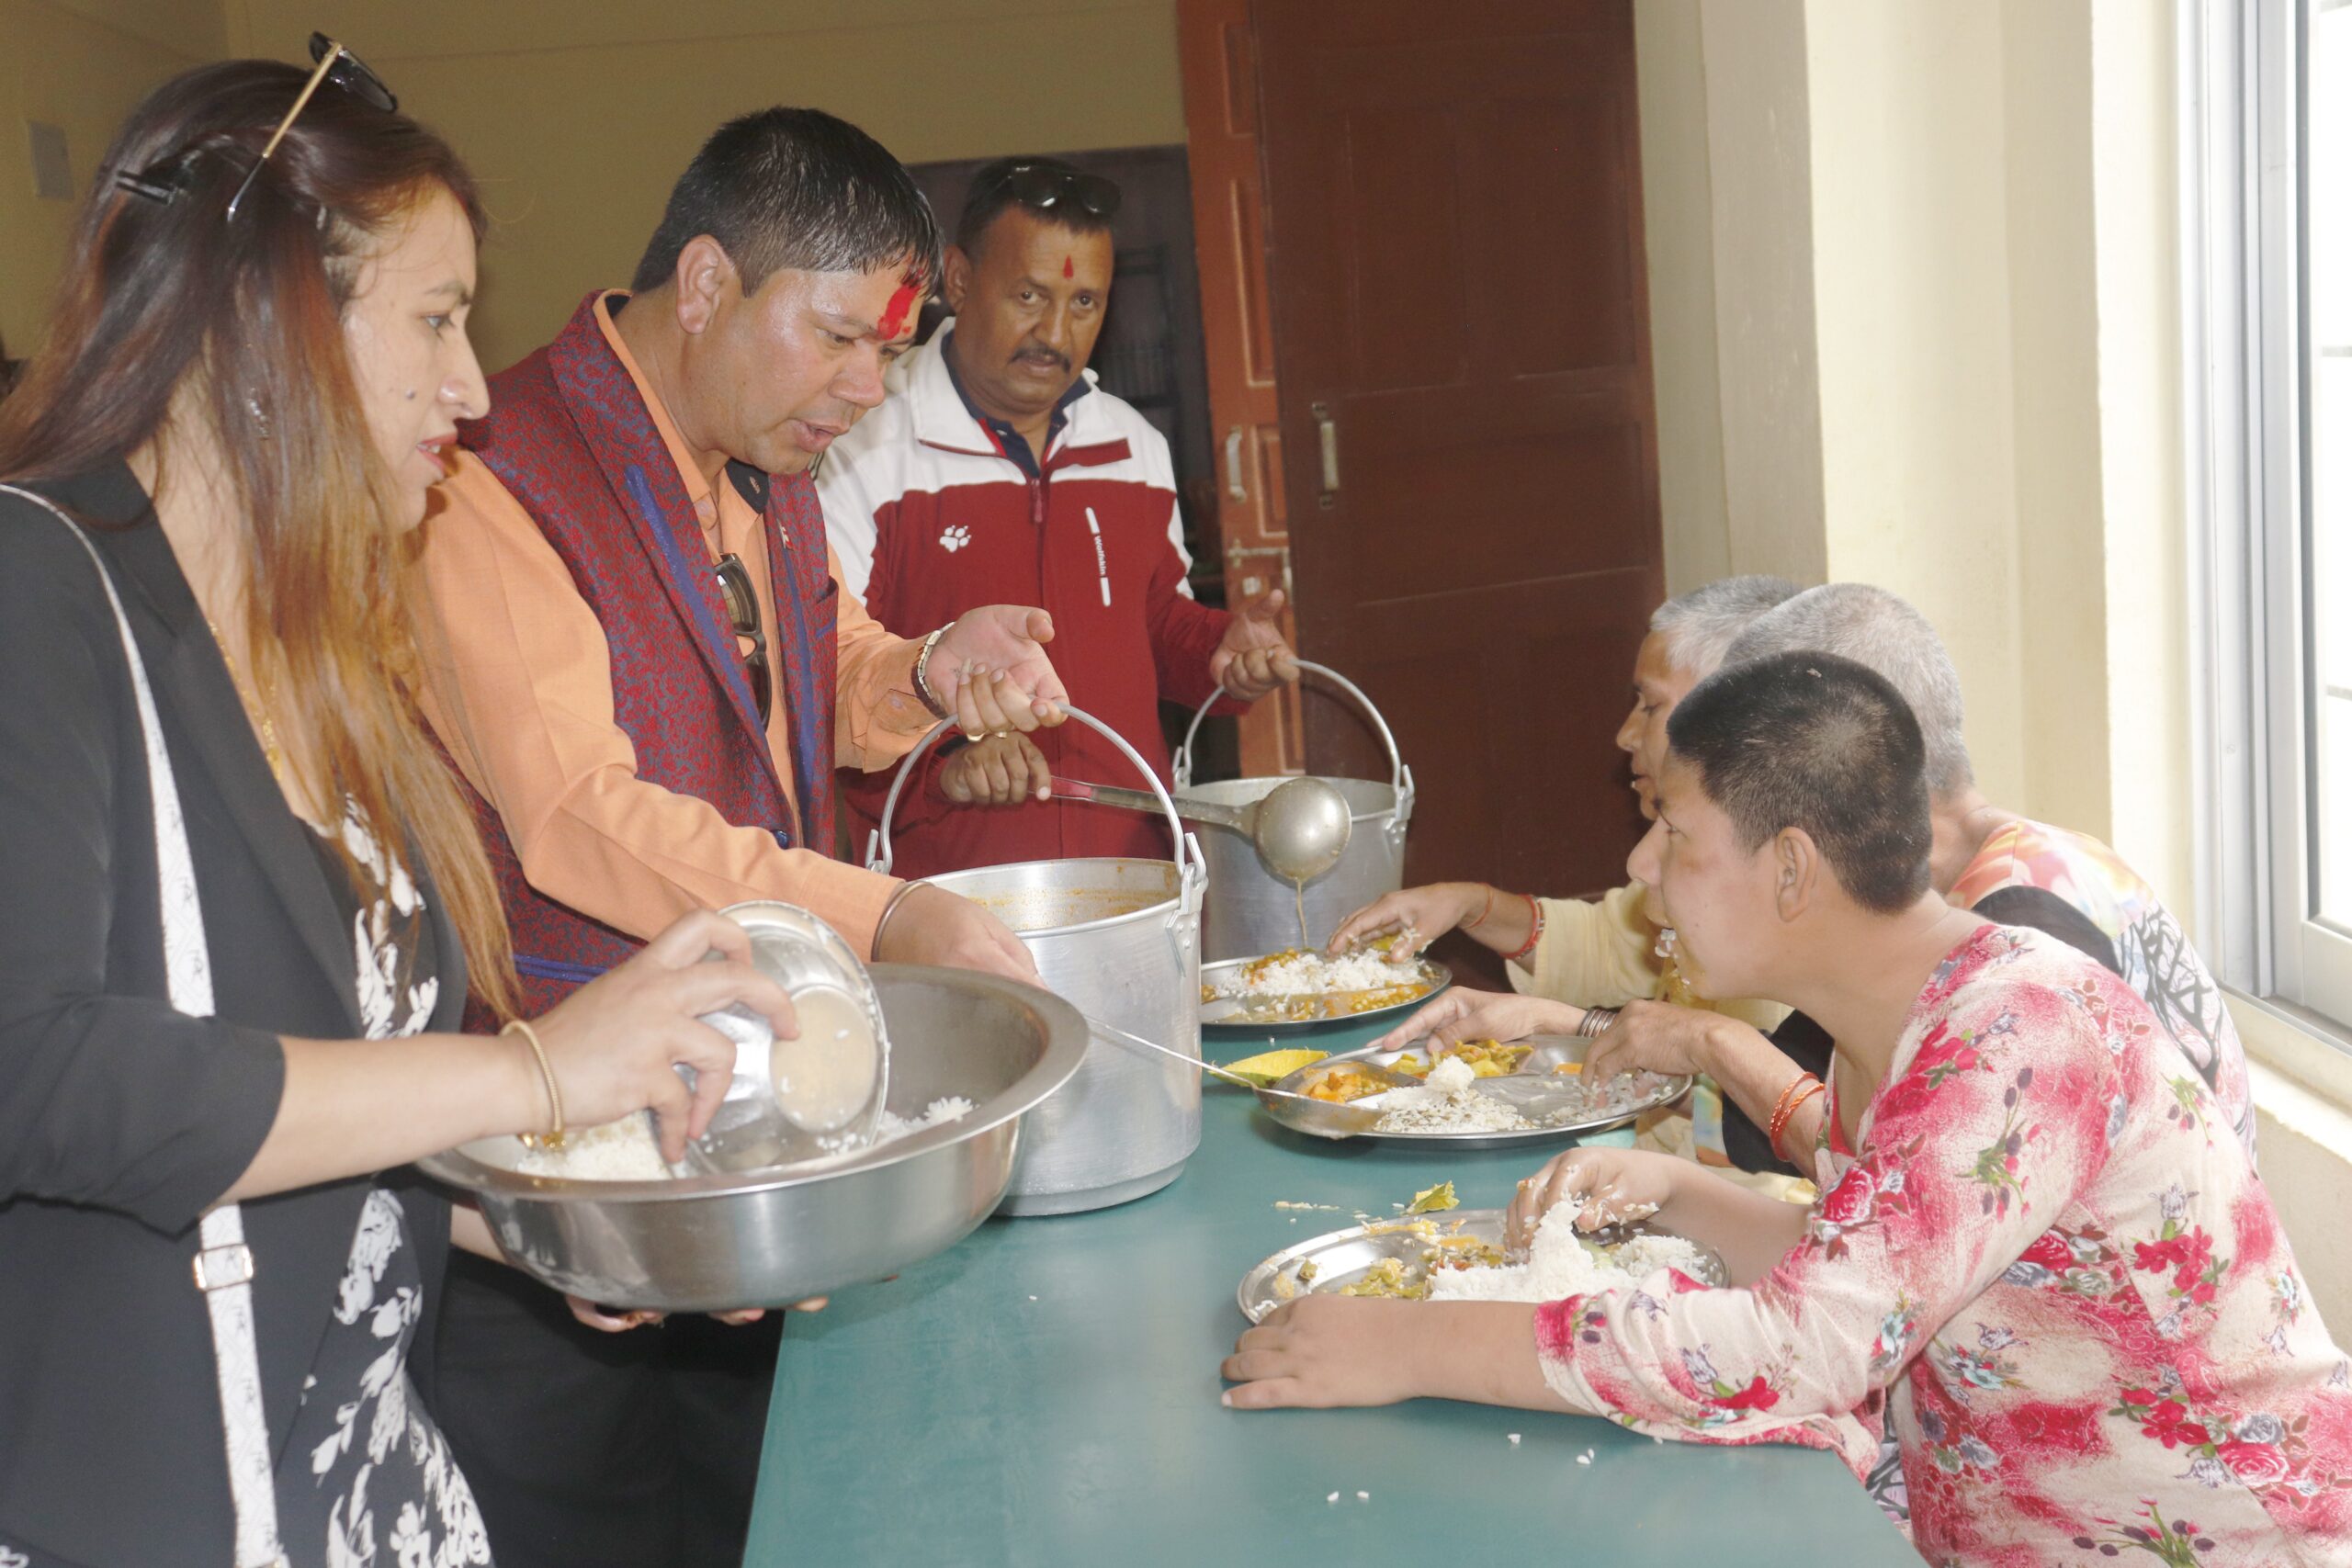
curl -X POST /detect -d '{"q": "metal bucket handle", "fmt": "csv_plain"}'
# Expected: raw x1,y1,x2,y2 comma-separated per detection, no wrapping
865,705,1201,905
1173,663,1413,847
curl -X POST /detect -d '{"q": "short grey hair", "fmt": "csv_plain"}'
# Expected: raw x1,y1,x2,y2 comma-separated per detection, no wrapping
1724,582,1974,796
1649,575,1803,678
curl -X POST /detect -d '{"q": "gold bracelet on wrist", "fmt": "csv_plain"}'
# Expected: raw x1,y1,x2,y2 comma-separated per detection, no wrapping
503,1017,565,1149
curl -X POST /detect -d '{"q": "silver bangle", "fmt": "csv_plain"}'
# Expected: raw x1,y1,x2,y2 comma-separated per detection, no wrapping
872,880,922,960
1577,1006,1621,1039
911,626,952,720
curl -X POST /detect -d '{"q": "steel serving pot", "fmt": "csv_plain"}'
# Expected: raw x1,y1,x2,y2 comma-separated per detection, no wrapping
867,706,1206,1216
1171,660,1415,960
414,967,1087,1312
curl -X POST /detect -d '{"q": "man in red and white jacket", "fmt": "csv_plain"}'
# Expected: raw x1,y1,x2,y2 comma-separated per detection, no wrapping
820,157,1295,877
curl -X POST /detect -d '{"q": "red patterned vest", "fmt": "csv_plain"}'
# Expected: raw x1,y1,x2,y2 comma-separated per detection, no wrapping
458,291,842,1019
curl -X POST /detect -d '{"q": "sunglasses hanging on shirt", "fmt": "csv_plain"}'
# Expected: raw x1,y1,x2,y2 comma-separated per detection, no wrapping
714,553,775,728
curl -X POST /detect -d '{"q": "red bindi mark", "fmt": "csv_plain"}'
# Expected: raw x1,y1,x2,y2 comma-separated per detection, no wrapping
1062,255,1075,279
877,282,918,340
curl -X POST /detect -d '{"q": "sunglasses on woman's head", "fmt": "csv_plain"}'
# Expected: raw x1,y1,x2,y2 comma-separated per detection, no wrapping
116,33,397,215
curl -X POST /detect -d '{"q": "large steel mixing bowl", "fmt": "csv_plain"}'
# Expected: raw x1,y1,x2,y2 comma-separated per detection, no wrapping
415,967,1087,1313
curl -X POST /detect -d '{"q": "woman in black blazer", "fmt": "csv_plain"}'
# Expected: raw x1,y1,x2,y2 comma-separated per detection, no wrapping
0,52,791,1567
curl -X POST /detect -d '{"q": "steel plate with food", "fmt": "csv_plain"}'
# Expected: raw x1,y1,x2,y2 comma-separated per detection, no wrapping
1258,1035,1691,1147
1198,946,1449,1031
1237,1204,1729,1324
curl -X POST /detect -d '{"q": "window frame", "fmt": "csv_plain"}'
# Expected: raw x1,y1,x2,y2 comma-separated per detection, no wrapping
2185,0,2352,1044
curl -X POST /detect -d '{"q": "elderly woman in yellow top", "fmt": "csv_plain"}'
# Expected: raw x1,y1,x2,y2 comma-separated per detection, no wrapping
1333,575,1797,1168
1348,581,2256,1186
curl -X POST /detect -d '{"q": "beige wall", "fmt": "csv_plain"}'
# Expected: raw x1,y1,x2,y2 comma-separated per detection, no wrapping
228,0,1186,371
2003,0,2114,843
1637,0,1828,596
0,0,221,354
1632,0,1730,594
2089,0,2195,923
0,3,1183,370
1806,0,2033,810
1632,0,2151,838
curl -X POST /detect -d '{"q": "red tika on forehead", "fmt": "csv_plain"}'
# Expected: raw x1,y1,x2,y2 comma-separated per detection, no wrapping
1063,255,1074,279
877,282,918,340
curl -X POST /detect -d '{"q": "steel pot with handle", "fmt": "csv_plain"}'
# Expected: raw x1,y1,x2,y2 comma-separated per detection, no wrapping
1172,661,1414,961
866,705,1205,1215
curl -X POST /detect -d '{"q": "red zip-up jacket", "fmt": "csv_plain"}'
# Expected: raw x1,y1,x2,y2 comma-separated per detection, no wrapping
820,323,1236,877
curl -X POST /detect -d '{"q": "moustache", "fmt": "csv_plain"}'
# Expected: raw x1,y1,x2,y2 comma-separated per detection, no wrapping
1012,346,1069,372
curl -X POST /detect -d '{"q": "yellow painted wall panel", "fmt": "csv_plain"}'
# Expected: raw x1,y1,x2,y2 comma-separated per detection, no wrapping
375,6,1182,370
0,0,213,355
3,2,1182,373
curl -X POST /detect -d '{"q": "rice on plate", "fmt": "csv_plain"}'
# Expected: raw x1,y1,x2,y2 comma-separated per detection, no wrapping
1426,1202,1708,1303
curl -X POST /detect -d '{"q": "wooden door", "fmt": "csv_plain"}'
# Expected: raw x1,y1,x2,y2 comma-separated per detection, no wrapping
1178,0,1301,775
1252,0,1662,897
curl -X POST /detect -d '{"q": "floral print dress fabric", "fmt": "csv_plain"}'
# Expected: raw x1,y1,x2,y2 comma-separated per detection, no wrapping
1950,818,2255,1161
1531,926,2352,1567
275,815,491,1567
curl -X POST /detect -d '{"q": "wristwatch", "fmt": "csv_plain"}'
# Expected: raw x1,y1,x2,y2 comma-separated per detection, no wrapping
912,626,952,720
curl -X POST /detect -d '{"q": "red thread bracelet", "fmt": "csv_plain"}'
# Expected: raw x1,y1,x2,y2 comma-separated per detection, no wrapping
1504,893,1544,963
1767,1072,1815,1134
1768,1073,1826,1156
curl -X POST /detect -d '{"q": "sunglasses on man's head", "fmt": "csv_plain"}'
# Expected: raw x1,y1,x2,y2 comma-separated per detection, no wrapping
978,163,1123,225
117,33,398,215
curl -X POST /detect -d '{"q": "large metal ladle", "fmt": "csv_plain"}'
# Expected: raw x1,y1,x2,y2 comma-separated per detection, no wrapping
1051,773,1353,883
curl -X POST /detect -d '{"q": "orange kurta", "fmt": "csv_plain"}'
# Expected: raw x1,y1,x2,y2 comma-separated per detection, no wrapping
413,294,935,957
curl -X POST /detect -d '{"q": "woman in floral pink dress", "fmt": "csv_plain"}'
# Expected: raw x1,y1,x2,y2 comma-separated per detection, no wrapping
1222,652,2351,1567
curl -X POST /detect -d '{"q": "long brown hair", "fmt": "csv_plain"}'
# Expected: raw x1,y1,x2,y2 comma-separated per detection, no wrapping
0,59,517,1019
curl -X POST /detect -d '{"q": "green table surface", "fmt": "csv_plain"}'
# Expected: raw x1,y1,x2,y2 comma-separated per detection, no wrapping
747,1019,1916,1566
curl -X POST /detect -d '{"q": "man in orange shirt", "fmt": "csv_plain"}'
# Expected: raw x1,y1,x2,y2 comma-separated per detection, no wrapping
413,110,1063,1566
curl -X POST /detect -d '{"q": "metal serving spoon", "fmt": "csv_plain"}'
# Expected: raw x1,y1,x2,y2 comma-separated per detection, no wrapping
1051,774,1353,883
1080,1013,1408,1138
